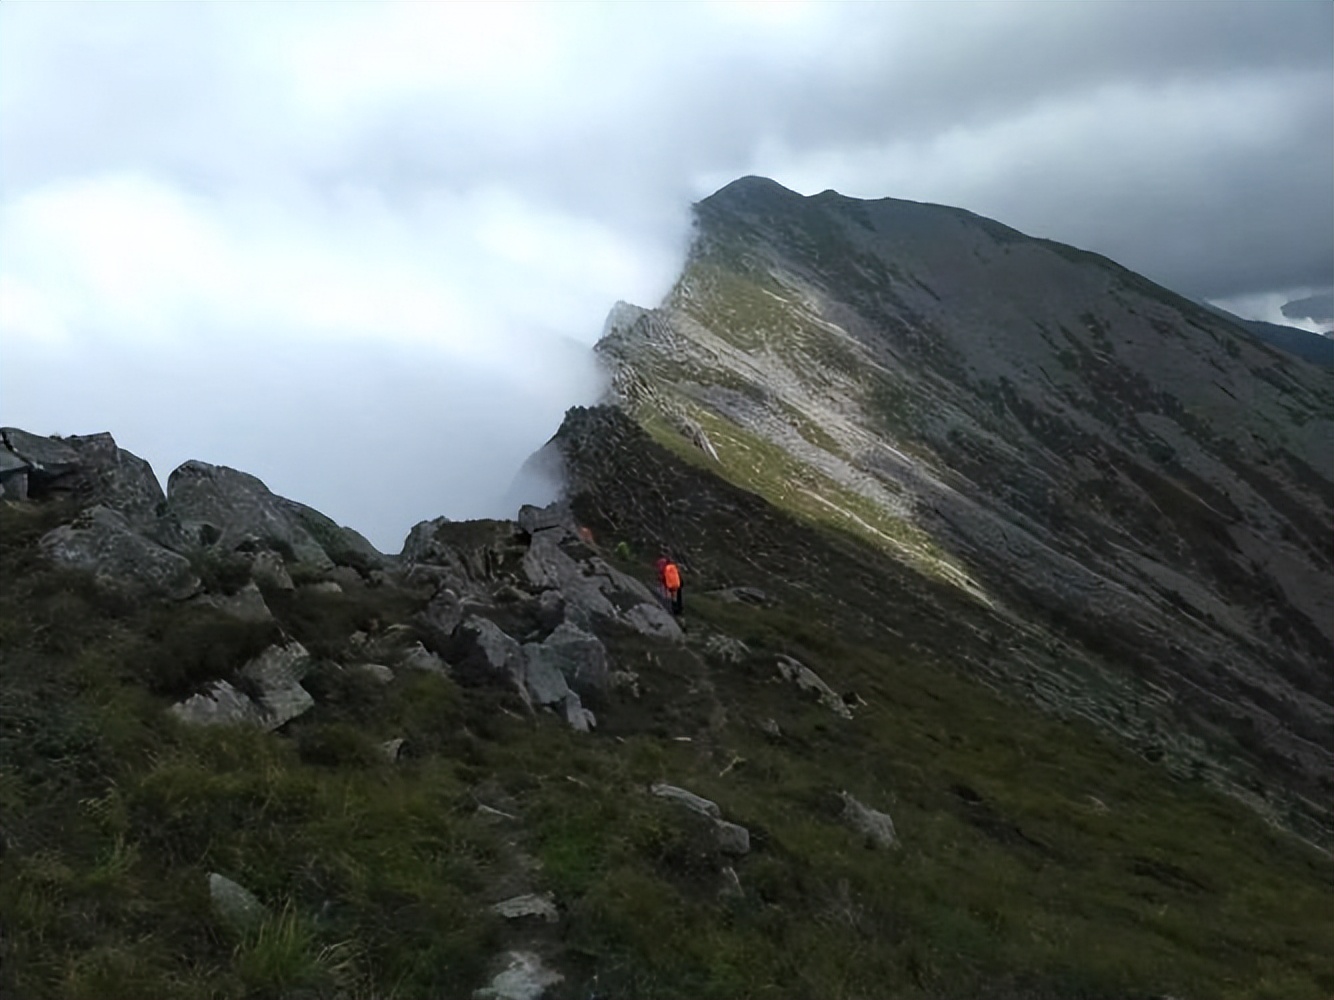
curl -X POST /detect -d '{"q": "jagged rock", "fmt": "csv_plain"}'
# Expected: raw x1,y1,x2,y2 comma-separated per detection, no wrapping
650,782,721,819
40,505,201,599
776,655,852,719
522,532,614,619
396,642,449,676
171,680,267,727
528,622,610,696
400,515,453,564
457,617,527,696
54,431,164,525
208,872,267,932
247,550,294,590
622,602,684,641
380,738,405,762
352,663,395,685
490,892,558,922
238,643,315,729
191,581,272,622
714,819,751,856
651,783,750,855
473,950,563,1000
416,587,464,648
1,428,82,489
166,460,335,570
517,500,575,538
521,647,573,706
841,791,898,849
562,694,596,733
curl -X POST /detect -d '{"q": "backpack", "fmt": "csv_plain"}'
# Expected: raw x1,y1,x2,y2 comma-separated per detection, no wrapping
663,562,681,590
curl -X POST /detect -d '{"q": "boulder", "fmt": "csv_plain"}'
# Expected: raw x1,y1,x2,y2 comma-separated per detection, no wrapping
238,643,315,730
490,892,558,923
59,432,165,526
535,589,566,631
416,587,464,648
840,791,898,849
776,655,852,719
190,581,273,622
651,782,721,819
457,617,527,697
380,738,405,762
517,500,575,538
1,428,82,495
526,622,610,697
562,693,596,733
622,602,684,642
171,680,267,727
473,950,564,1000
41,505,200,599
650,783,750,855
247,550,294,590
208,872,267,933
396,642,449,676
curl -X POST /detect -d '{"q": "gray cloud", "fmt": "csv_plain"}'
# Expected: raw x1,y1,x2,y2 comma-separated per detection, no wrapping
2,2,1329,548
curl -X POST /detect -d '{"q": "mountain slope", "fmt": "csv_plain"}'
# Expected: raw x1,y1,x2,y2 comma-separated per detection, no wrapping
598,176,1334,846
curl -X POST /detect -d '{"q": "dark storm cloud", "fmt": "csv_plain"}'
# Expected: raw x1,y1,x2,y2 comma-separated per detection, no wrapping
2,2,1330,546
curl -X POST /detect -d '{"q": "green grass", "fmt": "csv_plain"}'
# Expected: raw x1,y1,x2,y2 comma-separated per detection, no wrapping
3,471,1333,999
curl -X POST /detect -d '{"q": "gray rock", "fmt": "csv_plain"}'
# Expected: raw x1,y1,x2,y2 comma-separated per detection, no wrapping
535,589,566,630
396,642,449,676
517,501,575,538
380,738,405,762
841,791,898,849
190,581,272,622
166,460,334,570
473,951,564,1000
562,693,596,733
714,819,751,856
530,622,610,696
776,655,852,719
1,428,81,482
622,602,684,641
171,680,266,727
239,643,315,730
490,892,558,922
417,587,464,648
650,782,722,819
59,432,165,526
650,783,751,854
521,646,573,706
41,505,201,599
247,550,294,590
709,586,773,606
208,872,267,932
353,663,395,685
458,617,527,698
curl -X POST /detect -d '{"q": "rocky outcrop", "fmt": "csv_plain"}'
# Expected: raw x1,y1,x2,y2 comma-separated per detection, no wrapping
841,791,898,849
524,622,609,697
41,505,200,599
776,655,852,719
170,643,314,731
650,782,751,856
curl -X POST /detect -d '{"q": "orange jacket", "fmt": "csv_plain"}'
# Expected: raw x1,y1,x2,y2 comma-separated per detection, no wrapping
662,562,681,591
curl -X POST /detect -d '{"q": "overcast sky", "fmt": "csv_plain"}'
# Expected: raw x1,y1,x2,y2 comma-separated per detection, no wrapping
2,2,1330,550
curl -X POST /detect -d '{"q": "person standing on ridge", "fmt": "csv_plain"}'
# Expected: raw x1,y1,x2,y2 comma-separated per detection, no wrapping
659,556,684,617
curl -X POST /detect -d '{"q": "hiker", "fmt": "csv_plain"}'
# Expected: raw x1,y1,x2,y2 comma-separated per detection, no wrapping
657,555,684,617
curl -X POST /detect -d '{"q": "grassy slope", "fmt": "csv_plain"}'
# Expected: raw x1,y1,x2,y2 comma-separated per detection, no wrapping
2,463,1332,1000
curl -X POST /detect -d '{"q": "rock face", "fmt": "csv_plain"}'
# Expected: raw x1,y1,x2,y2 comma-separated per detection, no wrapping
165,460,383,575
589,175,1334,844
41,506,200,599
